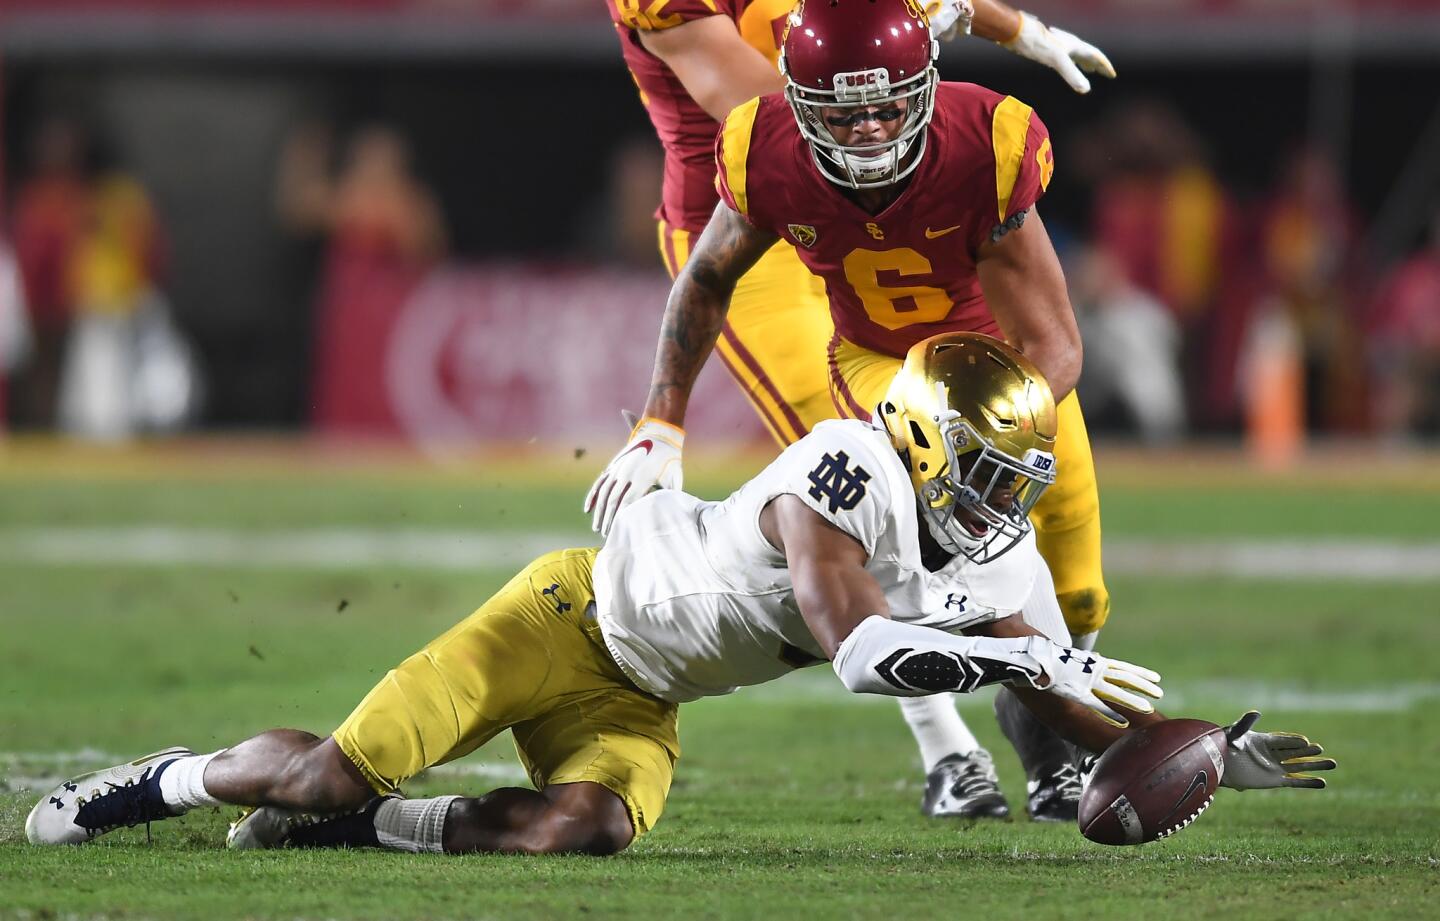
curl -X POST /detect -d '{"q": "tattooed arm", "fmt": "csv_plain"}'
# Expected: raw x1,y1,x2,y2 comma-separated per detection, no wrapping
583,202,778,534
641,202,780,427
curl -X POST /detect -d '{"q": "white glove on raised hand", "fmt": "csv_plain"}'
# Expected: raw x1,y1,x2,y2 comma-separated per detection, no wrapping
924,0,974,40
1004,11,1116,94
585,416,685,537
1021,638,1163,727
1219,711,1337,791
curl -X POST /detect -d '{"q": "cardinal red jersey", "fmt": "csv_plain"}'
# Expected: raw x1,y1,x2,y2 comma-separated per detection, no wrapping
605,0,795,233
715,82,1054,357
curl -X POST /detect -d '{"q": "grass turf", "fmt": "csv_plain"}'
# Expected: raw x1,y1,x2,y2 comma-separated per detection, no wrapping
1,453,1437,919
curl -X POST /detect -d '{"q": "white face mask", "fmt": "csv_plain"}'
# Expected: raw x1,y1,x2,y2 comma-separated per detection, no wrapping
915,412,1057,565
783,62,939,190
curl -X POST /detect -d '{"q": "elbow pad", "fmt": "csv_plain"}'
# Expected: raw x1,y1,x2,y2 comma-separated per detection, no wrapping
832,615,1047,696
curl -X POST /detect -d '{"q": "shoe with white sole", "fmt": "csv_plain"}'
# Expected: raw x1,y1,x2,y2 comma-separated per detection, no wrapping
921,749,1011,819
26,747,193,845
227,795,400,850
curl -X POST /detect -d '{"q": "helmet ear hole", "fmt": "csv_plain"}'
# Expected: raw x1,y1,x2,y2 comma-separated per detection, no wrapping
918,461,928,472
907,420,930,449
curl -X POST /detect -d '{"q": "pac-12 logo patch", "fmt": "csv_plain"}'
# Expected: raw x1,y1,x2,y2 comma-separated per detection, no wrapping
788,224,817,247
807,450,872,513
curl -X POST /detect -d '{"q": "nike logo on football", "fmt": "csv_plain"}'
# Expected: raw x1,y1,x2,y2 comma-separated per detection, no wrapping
924,224,962,239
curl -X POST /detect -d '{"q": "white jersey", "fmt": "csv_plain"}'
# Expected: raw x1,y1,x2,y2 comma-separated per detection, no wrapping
592,419,1042,703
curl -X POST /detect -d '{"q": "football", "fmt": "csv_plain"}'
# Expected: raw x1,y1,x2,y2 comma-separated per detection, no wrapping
1078,718,1227,846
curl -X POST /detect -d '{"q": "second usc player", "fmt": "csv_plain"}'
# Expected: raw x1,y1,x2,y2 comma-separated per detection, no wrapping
597,0,1113,447
592,0,1115,821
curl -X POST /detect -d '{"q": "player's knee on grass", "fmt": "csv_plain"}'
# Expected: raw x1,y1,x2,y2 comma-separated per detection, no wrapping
447,782,634,856
536,783,635,856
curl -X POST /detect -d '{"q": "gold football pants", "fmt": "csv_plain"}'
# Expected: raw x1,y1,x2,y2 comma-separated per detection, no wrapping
826,336,1111,635
333,548,680,836
659,219,835,445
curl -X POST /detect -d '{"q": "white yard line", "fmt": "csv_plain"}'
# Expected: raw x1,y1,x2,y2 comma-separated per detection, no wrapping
0,750,529,793
3,680,1437,793
0,527,583,571
1,526,1439,580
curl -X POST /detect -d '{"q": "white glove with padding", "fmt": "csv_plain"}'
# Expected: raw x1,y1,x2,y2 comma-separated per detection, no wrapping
1219,710,1337,790
1004,11,1116,94
924,0,974,40
585,415,684,537
1024,637,1163,727
831,617,1161,729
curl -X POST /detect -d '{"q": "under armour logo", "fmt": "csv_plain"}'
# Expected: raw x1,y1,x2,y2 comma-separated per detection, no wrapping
63,781,77,792
944,593,967,612
542,583,571,614
1059,649,1096,673
806,451,872,513
51,796,64,810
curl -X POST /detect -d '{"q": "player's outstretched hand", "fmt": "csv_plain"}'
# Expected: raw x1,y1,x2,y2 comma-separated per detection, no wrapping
1028,640,1163,728
1003,11,1116,94
1220,710,1337,791
585,416,685,537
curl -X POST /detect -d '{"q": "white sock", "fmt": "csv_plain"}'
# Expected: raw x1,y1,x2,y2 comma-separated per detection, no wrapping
157,751,224,811
898,694,980,771
373,795,459,854
1074,630,1099,651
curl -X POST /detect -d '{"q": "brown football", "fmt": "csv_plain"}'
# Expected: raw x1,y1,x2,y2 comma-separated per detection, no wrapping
1078,718,1227,846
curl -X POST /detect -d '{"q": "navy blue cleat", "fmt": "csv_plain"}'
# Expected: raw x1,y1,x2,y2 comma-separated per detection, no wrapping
921,749,1011,819
1026,760,1084,822
26,748,192,845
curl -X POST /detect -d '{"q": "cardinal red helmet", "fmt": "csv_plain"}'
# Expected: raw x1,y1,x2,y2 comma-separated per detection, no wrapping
780,0,939,188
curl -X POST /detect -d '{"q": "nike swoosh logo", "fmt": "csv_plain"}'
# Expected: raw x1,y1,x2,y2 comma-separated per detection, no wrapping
620,439,654,458
925,224,962,239
1159,771,1209,828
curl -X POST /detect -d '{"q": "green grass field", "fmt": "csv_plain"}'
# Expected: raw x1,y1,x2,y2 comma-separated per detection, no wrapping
1,445,1437,920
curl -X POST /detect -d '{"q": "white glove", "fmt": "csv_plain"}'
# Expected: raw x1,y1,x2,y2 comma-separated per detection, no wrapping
1219,711,1337,791
924,0,974,41
584,416,685,536
1003,11,1116,94
1021,638,1162,727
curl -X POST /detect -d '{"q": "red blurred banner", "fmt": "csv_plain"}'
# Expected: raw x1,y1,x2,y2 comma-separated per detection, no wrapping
312,262,766,450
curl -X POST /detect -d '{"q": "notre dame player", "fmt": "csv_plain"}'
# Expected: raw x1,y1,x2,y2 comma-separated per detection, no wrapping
29,335,1331,854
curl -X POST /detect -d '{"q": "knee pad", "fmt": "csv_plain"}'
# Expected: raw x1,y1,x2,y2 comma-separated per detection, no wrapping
1057,587,1110,636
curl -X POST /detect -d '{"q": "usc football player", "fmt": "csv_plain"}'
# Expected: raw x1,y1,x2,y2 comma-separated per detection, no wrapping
591,0,1111,821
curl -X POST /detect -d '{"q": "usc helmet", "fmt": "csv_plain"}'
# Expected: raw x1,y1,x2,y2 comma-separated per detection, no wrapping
780,0,939,189
878,333,1058,562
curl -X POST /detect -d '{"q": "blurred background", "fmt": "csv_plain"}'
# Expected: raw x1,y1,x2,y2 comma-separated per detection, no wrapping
0,0,1437,460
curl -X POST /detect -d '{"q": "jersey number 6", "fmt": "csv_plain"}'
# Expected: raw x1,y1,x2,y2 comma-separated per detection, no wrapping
842,247,954,330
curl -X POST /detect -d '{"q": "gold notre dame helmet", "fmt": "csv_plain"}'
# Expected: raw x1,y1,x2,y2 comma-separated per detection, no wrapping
878,333,1059,562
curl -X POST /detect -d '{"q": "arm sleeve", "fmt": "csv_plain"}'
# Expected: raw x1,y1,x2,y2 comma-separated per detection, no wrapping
832,615,1050,696
988,96,1053,241
714,96,763,222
